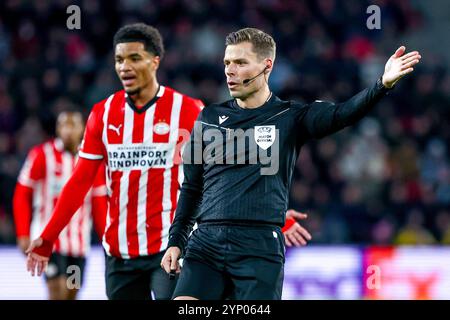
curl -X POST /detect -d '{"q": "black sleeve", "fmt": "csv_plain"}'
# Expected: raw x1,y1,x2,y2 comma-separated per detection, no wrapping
167,115,204,254
300,76,392,139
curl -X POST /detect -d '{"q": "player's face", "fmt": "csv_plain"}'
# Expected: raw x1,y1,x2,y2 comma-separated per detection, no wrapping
224,42,268,99
56,112,84,149
115,42,160,95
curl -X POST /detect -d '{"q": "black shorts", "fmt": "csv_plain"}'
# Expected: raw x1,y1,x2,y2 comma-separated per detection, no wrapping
105,250,178,300
173,223,285,300
44,252,86,286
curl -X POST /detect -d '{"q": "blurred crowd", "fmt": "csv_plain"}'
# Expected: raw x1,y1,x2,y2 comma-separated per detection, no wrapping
0,0,448,245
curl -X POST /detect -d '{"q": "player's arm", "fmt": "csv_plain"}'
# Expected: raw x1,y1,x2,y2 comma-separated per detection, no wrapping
13,184,34,254
161,116,204,275
91,194,107,240
13,147,46,254
301,46,421,139
90,164,108,239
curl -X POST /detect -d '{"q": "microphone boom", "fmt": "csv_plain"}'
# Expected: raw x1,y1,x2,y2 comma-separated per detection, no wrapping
242,66,268,85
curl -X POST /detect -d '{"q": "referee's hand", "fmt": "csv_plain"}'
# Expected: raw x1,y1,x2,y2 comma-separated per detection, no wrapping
382,46,421,88
161,246,181,275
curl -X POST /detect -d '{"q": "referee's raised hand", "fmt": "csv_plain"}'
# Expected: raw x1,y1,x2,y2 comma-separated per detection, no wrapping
382,46,421,88
161,246,182,275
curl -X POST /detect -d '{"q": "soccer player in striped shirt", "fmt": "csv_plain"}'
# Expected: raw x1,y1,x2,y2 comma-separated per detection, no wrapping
25,23,204,300
14,110,107,300
25,23,310,300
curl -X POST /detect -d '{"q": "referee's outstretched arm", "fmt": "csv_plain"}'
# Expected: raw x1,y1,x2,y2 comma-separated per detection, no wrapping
301,46,421,139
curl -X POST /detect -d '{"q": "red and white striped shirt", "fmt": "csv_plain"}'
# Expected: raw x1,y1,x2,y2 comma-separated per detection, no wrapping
79,86,203,259
16,139,107,257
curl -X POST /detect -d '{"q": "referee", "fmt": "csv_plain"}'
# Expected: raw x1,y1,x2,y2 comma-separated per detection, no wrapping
161,27,421,300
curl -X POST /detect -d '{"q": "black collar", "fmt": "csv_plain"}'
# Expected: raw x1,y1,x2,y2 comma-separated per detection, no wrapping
125,86,161,114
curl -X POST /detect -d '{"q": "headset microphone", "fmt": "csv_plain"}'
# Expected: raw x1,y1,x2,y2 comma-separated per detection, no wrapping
242,66,269,86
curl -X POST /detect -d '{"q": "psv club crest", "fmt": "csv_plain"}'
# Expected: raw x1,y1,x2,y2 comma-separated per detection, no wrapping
153,121,170,135
254,125,276,150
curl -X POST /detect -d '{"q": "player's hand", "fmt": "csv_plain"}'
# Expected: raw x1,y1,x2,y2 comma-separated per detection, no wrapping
284,209,312,247
25,237,49,277
382,46,421,88
17,236,30,255
161,246,182,274
284,222,312,247
286,209,308,221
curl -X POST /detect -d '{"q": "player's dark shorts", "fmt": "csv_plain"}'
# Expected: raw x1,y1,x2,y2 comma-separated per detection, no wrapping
105,250,178,300
44,252,86,286
173,222,285,300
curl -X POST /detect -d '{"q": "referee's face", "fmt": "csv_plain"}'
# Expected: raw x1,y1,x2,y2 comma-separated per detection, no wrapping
224,42,268,100
115,42,159,96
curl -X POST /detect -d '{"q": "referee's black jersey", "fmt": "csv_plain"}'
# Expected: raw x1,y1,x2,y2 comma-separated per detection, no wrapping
169,77,392,252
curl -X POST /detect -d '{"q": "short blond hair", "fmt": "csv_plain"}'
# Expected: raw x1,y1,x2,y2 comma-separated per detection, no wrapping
225,28,276,61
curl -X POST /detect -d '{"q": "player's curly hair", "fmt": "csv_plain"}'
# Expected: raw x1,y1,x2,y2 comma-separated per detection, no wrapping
113,23,165,59
225,28,276,61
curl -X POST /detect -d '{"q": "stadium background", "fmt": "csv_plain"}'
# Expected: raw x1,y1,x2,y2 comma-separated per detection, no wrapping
0,0,449,299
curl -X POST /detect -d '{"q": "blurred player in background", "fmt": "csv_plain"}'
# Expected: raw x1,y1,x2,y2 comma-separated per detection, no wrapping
162,27,421,300
13,110,107,300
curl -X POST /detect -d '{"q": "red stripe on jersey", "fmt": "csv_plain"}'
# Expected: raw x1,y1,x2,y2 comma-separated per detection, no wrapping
126,170,141,258
146,168,164,254
132,112,146,143
105,171,122,258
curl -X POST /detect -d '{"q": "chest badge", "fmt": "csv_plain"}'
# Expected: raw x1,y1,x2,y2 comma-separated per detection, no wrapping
153,122,170,135
254,125,276,150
